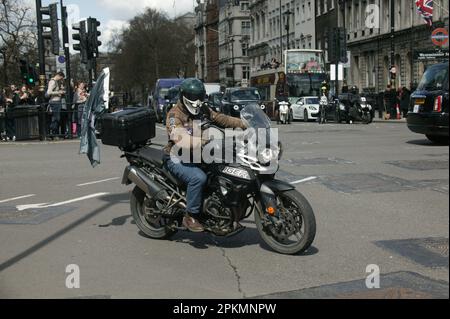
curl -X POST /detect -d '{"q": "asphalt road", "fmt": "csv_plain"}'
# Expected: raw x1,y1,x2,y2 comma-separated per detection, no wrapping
0,120,448,299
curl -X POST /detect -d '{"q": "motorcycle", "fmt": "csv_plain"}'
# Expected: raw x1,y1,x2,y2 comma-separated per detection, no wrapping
351,97,373,124
121,104,316,255
318,95,328,124
278,101,290,125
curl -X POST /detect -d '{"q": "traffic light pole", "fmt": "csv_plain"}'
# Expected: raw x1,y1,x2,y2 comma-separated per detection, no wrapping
35,0,46,94
61,3,72,103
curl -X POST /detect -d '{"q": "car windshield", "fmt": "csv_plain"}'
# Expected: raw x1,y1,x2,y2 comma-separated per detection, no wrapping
159,88,170,98
305,98,319,104
417,64,449,91
240,103,271,129
231,89,261,102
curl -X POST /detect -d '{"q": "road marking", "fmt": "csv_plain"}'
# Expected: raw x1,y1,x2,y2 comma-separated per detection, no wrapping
0,194,36,204
156,125,165,131
16,193,110,211
291,176,318,185
77,177,120,187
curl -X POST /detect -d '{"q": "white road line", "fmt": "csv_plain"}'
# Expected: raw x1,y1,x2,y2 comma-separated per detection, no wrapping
77,177,120,187
0,194,36,204
16,193,110,211
291,176,318,185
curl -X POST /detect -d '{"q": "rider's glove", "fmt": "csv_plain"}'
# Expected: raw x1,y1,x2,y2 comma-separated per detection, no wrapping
201,102,213,120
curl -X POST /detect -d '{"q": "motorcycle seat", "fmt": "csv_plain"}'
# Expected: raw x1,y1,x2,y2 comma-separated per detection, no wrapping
134,146,164,168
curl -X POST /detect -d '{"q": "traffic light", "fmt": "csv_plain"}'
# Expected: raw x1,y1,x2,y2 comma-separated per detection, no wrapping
18,59,37,86
72,20,88,64
87,18,102,56
337,27,348,63
40,3,60,55
327,29,338,63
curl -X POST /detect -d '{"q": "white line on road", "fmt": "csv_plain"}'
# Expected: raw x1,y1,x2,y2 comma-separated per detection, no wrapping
291,176,318,185
0,194,36,204
77,177,120,187
16,193,110,211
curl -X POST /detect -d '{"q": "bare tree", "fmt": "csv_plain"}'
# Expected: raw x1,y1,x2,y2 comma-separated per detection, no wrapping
109,8,195,104
0,0,37,87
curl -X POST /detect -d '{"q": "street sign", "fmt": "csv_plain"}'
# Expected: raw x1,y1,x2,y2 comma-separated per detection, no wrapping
56,55,66,71
342,51,351,68
330,64,344,81
431,28,449,47
414,50,449,61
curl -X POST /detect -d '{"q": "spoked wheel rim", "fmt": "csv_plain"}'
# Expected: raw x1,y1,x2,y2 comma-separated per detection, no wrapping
137,196,171,231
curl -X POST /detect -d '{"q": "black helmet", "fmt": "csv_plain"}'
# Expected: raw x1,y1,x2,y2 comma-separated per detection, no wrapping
179,78,206,116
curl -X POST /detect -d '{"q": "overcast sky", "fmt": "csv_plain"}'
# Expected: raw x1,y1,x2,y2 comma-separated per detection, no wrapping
35,0,196,51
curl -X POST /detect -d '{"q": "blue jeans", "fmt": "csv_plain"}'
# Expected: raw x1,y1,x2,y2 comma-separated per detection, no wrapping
49,102,62,135
165,159,207,215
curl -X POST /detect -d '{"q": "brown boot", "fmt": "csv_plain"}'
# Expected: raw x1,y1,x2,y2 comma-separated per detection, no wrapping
183,213,204,233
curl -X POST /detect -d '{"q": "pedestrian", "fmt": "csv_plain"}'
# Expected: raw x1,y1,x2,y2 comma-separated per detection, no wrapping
46,71,66,138
400,86,411,118
4,85,19,141
383,84,396,120
18,85,33,105
73,81,89,137
0,88,6,141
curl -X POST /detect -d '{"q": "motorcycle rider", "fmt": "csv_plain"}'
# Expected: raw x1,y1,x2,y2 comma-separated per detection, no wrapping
164,78,247,233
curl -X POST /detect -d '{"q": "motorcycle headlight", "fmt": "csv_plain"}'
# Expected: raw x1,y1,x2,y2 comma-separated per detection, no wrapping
259,147,280,165
233,105,240,111
339,104,346,111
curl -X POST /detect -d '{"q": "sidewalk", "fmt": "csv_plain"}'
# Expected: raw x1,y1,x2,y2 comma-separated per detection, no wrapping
373,118,407,124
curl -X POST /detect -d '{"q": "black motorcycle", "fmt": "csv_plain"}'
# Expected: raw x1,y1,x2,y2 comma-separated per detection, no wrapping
119,104,316,255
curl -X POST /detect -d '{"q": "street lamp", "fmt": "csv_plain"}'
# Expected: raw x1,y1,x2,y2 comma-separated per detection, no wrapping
229,36,235,87
284,9,294,50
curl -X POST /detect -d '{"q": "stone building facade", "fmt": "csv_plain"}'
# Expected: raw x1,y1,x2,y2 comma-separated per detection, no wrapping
249,0,317,73
344,0,449,93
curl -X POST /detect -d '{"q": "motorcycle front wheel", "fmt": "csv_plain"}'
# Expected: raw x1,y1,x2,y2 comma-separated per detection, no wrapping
130,187,177,240
255,190,316,255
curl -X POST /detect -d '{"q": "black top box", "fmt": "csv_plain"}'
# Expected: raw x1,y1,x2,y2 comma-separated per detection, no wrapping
100,107,156,150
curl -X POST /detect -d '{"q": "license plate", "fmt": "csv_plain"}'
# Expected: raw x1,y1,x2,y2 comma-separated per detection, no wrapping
413,105,420,113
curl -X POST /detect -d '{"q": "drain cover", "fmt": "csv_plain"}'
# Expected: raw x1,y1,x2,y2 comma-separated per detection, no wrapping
386,160,449,171
319,174,415,194
375,237,449,268
254,272,448,299
0,206,76,225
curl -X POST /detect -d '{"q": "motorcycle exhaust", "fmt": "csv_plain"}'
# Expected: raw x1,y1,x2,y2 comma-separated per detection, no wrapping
126,166,169,201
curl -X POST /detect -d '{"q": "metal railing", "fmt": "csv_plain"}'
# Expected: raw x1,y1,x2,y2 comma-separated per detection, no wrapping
0,103,85,141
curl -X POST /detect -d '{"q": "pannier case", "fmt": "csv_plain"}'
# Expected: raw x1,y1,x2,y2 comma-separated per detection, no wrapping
100,107,156,149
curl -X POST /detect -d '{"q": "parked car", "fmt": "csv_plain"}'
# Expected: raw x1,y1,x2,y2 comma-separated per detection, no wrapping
221,87,264,118
207,91,224,112
407,62,449,144
150,78,184,122
291,96,320,122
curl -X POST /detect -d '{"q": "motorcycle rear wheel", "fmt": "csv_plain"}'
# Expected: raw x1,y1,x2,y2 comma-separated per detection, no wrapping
255,190,316,255
130,187,177,240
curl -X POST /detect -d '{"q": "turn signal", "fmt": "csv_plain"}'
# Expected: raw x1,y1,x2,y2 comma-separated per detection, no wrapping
267,207,276,215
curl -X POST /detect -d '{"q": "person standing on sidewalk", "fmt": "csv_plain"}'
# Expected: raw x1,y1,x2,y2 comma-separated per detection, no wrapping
46,72,66,137
73,82,89,137
383,85,396,120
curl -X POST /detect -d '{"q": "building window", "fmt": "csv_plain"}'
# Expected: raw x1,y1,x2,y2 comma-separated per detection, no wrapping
242,66,250,80
242,20,251,35
241,1,249,11
242,42,248,56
